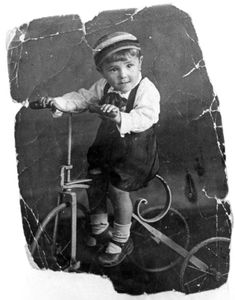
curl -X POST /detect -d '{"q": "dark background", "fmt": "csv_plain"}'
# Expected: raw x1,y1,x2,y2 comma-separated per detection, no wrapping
8,5,228,216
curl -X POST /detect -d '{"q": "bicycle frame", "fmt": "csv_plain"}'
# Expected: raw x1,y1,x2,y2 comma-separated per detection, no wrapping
132,211,208,273
30,113,229,280
30,113,91,270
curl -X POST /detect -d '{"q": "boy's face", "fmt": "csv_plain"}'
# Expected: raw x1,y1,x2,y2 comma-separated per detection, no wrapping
101,55,143,93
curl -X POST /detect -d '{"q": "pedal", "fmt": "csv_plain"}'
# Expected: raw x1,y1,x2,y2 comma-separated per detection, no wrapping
65,179,92,185
63,183,90,189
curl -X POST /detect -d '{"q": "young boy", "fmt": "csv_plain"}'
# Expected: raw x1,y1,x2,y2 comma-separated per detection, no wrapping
37,32,160,267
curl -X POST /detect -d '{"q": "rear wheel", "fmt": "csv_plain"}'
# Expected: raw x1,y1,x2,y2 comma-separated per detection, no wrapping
180,237,230,293
131,207,190,272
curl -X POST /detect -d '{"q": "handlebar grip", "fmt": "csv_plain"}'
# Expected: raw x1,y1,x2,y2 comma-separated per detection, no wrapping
88,104,118,117
29,97,52,109
88,104,103,114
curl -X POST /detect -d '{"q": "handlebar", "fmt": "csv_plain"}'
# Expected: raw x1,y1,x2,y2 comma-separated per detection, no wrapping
29,97,52,109
88,104,118,118
29,98,119,118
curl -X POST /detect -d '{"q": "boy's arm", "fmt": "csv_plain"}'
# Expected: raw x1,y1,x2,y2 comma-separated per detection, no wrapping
49,78,106,113
118,79,160,137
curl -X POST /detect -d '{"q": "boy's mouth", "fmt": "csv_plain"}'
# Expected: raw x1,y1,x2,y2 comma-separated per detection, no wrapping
119,81,130,85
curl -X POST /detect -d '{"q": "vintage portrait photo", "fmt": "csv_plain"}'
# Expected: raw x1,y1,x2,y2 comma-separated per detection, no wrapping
2,0,235,299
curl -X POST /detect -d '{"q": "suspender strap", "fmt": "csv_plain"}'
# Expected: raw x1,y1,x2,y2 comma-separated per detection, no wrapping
125,82,141,113
102,80,142,111
103,82,111,96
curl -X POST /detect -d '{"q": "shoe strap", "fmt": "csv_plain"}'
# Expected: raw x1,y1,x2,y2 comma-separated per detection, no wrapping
110,238,128,248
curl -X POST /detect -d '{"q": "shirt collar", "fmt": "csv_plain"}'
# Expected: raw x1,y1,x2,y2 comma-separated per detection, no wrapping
107,73,142,99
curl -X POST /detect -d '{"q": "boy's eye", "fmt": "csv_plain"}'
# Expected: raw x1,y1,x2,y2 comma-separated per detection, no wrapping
127,64,134,68
109,68,118,72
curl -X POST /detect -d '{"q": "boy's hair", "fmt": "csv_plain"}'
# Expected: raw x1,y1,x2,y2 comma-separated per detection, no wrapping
93,32,141,70
98,48,142,70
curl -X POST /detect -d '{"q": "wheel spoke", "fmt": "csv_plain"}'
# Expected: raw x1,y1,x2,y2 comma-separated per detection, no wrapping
60,241,71,254
184,273,208,286
198,275,209,291
221,272,229,278
180,237,230,293
205,245,219,258
187,263,216,276
131,207,190,272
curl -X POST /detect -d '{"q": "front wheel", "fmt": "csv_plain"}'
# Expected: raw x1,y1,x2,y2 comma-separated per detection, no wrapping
30,202,88,270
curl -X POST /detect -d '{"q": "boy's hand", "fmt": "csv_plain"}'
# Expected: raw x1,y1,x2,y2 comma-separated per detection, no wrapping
29,97,63,117
29,96,53,109
101,104,120,122
89,104,121,124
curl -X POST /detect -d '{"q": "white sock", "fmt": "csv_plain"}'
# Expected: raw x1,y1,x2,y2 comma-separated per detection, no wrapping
90,213,109,235
105,242,122,254
105,222,132,254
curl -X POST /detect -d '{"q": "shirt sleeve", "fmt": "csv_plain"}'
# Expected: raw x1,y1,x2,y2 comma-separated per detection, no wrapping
51,78,106,113
118,78,160,136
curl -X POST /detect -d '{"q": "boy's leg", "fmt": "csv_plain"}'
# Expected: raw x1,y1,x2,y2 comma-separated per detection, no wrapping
97,183,133,266
108,184,133,225
86,169,111,245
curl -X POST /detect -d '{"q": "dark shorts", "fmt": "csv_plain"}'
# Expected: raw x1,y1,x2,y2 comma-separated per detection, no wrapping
87,120,159,191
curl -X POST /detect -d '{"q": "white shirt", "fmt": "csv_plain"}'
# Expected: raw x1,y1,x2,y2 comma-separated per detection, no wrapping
54,76,160,137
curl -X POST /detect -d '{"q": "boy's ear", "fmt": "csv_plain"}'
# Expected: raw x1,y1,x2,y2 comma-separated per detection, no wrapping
139,56,143,70
96,66,103,73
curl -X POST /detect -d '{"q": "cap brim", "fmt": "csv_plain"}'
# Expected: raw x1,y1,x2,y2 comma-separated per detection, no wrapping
97,45,141,66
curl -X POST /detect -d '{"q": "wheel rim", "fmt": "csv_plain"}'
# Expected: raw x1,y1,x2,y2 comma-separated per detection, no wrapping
180,237,230,294
30,202,88,270
131,207,190,272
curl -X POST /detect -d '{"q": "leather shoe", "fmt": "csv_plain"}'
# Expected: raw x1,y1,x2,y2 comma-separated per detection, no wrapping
86,226,112,247
97,238,134,267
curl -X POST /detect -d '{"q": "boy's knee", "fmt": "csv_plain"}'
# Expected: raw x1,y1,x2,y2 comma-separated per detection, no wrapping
87,168,107,188
88,168,102,175
109,183,129,200
88,168,105,182
87,168,108,210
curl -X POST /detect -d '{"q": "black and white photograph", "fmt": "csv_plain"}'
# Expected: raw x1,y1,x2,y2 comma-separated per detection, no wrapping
1,0,235,299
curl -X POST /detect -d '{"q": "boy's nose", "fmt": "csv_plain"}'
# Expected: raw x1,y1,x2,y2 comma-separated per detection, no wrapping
119,68,127,78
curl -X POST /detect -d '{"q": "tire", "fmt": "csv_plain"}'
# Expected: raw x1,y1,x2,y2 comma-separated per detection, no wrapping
180,237,230,293
30,202,88,270
131,207,190,272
